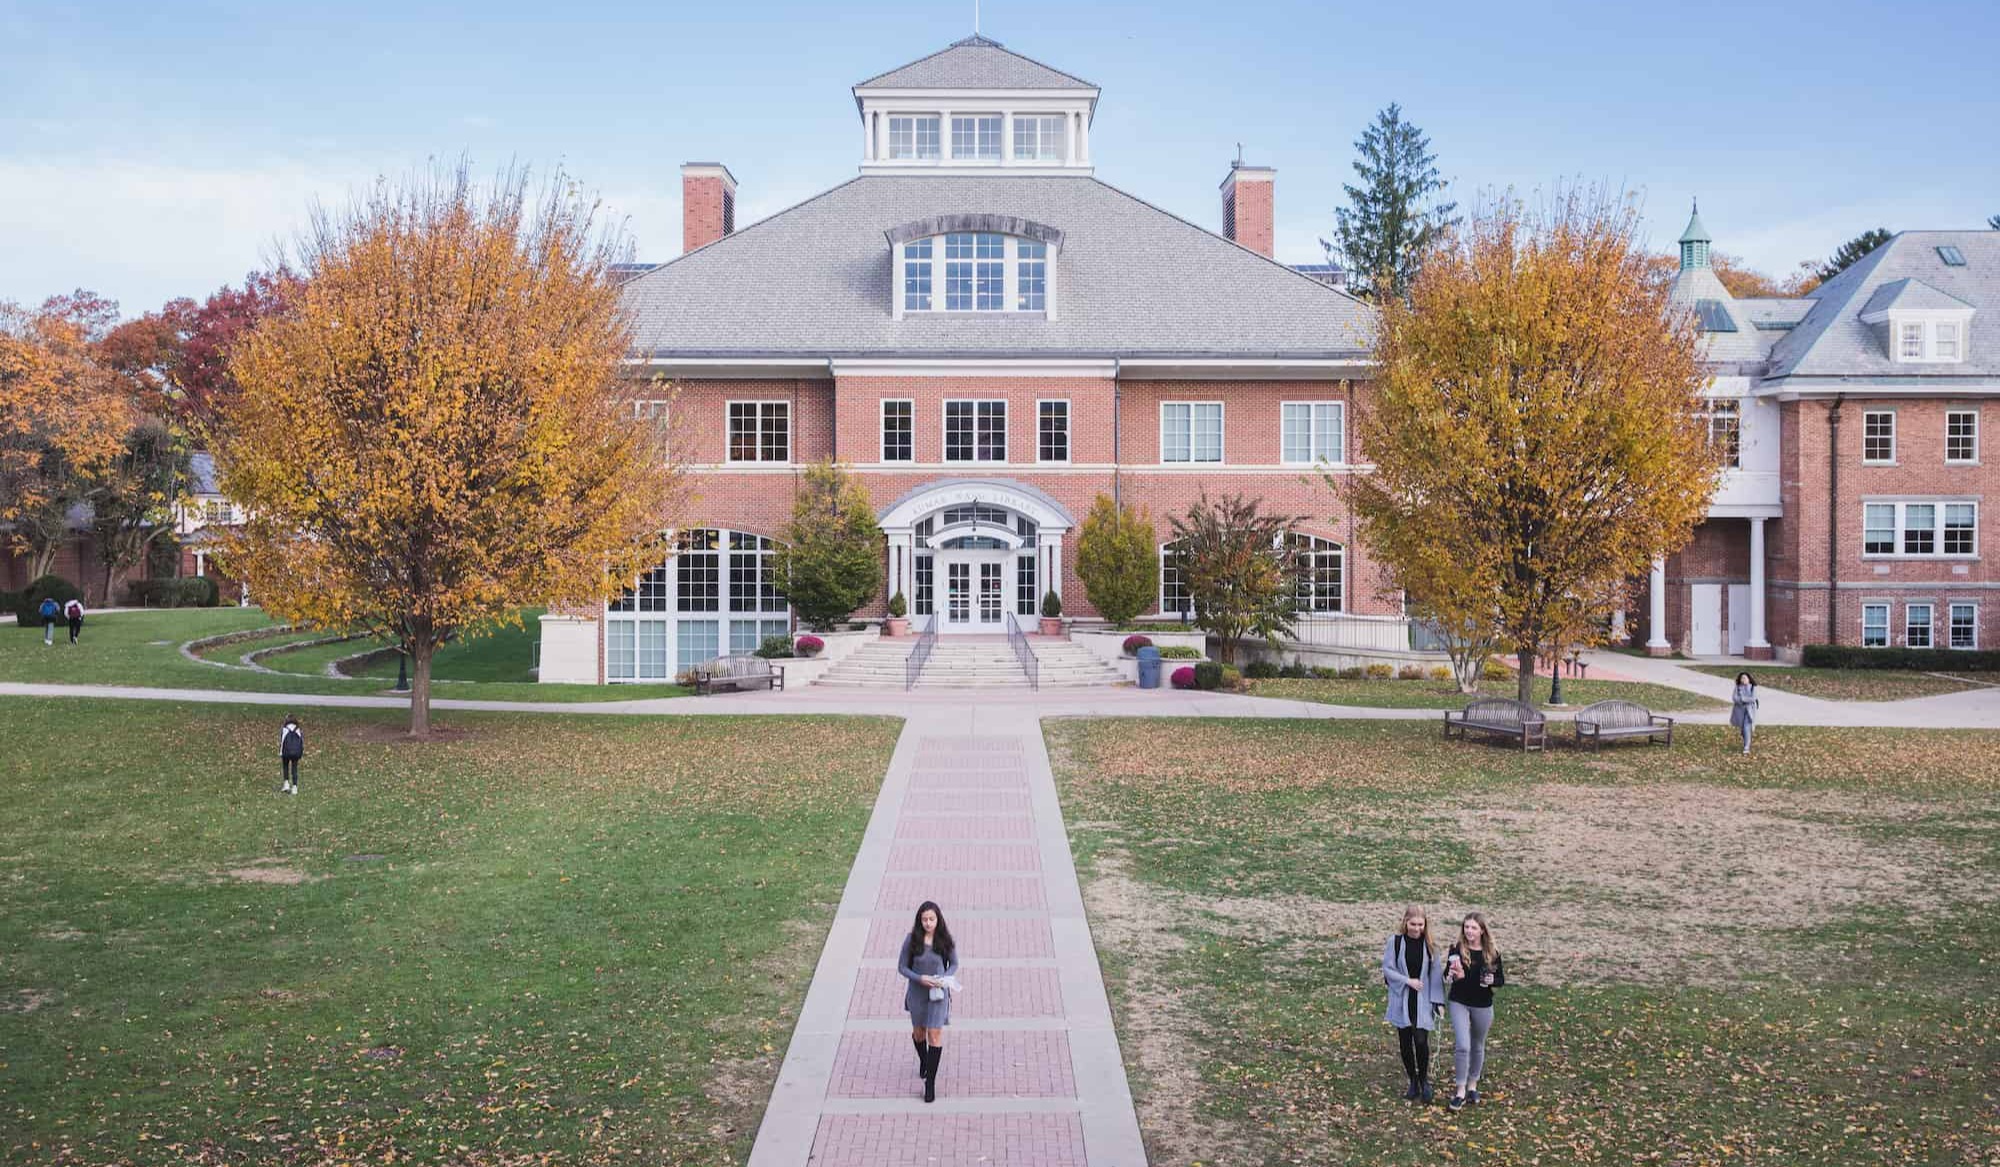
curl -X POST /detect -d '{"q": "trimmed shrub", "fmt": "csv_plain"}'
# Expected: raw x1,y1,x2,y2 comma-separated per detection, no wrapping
1193,660,1224,690
1482,658,1514,681
1169,665,1197,689
1309,665,1338,680
1244,659,1280,679
1220,664,1243,690
755,635,795,659
1279,662,1309,679
1429,666,1453,682
886,591,907,618
1121,634,1153,656
1799,644,2000,672
794,634,825,657
13,575,81,626
1041,590,1062,619
126,576,220,609
1397,664,1427,680
1365,662,1395,679
1338,666,1366,680
1159,645,1202,660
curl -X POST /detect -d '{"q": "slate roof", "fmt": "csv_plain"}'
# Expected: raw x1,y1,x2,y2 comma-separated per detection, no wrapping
1858,277,1973,317
1765,231,2000,381
1668,265,1776,363
189,451,221,495
855,35,1096,92
621,174,1374,359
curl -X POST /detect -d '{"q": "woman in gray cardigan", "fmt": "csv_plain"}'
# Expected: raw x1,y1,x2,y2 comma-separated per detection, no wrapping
1730,672,1760,754
1382,905,1447,1102
898,900,959,1103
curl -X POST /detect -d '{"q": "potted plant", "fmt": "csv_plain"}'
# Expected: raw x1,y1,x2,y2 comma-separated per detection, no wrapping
884,591,909,638
1122,633,1153,657
1039,590,1063,637
794,634,825,658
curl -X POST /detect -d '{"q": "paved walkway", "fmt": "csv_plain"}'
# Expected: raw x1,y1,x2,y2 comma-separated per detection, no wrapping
747,705,1144,1166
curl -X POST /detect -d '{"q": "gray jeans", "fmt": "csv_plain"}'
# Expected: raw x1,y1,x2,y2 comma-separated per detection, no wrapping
1450,1002,1493,1089
1739,720,1754,751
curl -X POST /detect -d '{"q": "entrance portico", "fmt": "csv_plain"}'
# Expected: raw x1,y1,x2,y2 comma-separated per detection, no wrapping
878,478,1076,634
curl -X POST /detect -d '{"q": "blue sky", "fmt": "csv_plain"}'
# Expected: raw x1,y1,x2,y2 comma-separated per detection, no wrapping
4,0,1996,315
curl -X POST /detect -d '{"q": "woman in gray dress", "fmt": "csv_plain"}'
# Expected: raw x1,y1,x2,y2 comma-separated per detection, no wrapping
898,900,959,1103
1730,672,1760,754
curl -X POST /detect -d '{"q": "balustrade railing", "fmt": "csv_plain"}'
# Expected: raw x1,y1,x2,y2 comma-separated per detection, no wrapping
1004,611,1040,691
904,613,939,689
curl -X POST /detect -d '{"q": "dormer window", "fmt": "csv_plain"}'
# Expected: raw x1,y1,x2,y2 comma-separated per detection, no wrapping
1859,278,1973,364
891,216,1062,318
1900,321,1925,359
888,115,941,160
1887,318,1972,363
1937,321,1962,361
950,115,1003,161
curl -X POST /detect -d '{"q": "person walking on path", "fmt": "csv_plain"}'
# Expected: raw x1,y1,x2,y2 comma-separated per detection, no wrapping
63,598,84,644
1730,672,1760,754
1444,912,1506,1111
1382,905,1446,1102
278,715,305,795
898,900,959,1104
37,596,60,646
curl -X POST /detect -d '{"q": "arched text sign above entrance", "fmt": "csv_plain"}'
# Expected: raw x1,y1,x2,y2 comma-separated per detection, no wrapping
876,477,1076,533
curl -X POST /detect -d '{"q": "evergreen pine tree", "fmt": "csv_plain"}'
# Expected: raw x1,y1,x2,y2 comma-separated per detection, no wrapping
1324,104,1458,300
1816,228,1893,282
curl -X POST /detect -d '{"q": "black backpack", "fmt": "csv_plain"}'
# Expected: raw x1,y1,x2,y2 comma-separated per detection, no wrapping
281,725,304,759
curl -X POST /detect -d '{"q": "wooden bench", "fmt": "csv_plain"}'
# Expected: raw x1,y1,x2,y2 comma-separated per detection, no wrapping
693,654,785,695
1573,699,1673,749
1443,697,1548,751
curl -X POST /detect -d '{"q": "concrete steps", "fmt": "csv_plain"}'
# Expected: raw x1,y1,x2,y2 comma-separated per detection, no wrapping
814,639,1125,690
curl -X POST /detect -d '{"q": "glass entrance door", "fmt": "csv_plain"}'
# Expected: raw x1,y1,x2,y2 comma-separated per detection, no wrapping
940,552,1011,631
946,563,971,625
978,563,1003,624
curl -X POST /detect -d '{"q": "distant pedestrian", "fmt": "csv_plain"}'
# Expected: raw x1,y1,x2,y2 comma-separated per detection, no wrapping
37,595,59,646
63,597,84,644
1444,912,1506,1111
1382,904,1446,1102
899,900,959,1103
279,714,305,795
1730,672,1759,754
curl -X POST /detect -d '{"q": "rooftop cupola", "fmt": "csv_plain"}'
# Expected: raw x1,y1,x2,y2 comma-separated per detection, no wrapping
1679,199,1713,271
853,35,1100,175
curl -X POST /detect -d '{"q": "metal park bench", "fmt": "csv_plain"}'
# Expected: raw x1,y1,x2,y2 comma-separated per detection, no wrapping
693,654,785,695
1572,700,1673,749
1443,697,1548,752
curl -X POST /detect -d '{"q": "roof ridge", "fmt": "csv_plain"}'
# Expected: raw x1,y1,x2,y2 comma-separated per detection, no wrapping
853,38,1098,91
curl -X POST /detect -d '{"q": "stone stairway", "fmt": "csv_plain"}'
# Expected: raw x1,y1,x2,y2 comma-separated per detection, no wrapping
814,638,1125,690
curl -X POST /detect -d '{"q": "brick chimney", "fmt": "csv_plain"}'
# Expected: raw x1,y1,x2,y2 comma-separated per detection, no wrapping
681,163,737,254
1220,161,1275,258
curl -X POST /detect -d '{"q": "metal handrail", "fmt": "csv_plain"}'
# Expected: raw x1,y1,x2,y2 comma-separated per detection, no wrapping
1004,611,1041,691
904,612,938,690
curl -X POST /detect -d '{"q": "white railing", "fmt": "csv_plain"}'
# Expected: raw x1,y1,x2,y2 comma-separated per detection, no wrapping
1282,613,1444,653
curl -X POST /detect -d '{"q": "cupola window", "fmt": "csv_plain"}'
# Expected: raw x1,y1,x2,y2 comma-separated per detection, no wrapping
888,115,941,160
950,115,1003,160
1013,115,1066,161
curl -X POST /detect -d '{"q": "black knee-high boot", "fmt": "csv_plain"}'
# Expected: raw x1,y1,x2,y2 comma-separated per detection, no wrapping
914,1035,929,1078
923,1045,942,1103
1414,1028,1434,1101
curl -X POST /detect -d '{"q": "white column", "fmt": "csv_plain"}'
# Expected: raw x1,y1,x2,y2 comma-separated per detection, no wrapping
888,532,913,602
1041,534,1063,602
1646,558,1670,653
863,112,873,160
1747,518,1770,653
1078,114,1089,163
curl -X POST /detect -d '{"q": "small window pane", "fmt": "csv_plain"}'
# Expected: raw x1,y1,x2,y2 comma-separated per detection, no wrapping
638,620,670,679
1950,603,1977,649
1017,552,1038,615
1862,604,1889,648
1863,412,1894,462
1038,400,1069,462
607,621,636,679
1900,322,1925,359
976,400,1007,461
1903,504,1935,555
1162,404,1192,462
1936,321,1961,360
1012,114,1065,160
1907,604,1933,649
1947,411,1977,462
951,115,1002,159
1192,403,1222,463
1706,400,1741,468
883,400,913,462
1863,504,1896,555
1160,542,1190,615
914,553,934,616
904,239,932,310
1017,239,1046,311
945,401,974,461
1314,403,1344,462
676,619,719,672
1281,403,1311,464
638,566,670,612
1944,503,1977,555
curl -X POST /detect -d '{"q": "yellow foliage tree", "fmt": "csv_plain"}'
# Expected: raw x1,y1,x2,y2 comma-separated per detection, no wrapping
213,165,685,734
1345,191,1722,704
0,296,134,577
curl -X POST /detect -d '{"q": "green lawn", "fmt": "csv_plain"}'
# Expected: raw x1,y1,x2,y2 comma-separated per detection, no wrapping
261,611,549,683
0,698,899,1165
2,609,691,702
1689,664,1989,702
1248,675,1726,711
1048,718,2000,1166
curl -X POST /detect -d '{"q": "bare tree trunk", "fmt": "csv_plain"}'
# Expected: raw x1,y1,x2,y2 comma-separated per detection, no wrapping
409,644,433,736
1515,646,1537,705
28,542,58,580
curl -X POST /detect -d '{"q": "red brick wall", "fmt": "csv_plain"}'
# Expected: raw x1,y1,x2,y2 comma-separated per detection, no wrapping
1223,177,1274,258
682,173,730,253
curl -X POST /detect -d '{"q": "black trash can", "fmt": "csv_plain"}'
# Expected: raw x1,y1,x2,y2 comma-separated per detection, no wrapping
1136,645,1163,689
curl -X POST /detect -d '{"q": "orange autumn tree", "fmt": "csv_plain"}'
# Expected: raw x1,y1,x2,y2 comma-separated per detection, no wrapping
1,295,134,578
214,165,684,734
1345,191,1722,704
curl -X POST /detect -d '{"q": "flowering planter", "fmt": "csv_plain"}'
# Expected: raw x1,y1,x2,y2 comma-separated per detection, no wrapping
1038,617,1063,637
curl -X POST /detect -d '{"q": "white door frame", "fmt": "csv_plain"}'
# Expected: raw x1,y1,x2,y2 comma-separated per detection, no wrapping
938,548,1013,633
1726,584,1750,657
1689,583,1723,656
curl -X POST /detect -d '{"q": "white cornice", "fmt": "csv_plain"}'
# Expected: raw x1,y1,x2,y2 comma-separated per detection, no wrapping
1116,358,1374,380
832,358,1115,379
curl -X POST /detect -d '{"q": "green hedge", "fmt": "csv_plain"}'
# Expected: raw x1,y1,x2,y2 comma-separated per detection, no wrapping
1193,660,1224,690
1799,644,1999,671
123,577,221,608
11,575,81,626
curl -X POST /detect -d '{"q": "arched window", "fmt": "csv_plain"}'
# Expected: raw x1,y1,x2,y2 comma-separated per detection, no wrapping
1158,539,1190,618
1287,533,1344,613
606,528,790,681
889,216,1061,317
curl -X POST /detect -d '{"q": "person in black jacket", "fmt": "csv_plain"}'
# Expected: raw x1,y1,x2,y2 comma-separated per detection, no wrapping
1443,912,1506,1111
279,715,305,795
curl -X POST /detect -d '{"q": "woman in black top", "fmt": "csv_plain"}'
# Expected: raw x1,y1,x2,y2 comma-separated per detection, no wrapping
1443,912,1506,1111
1380,905,1445,1101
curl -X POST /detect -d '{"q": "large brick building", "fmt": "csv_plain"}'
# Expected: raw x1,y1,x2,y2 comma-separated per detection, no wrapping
539,36,1384,683
1647,208,1995,660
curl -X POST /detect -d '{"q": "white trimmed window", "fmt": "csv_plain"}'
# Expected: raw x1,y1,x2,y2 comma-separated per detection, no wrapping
1037,400,1070,463
950,114,1002,160
888,115,941,160
945,233,1005,311
727,401,789,463
1947,411,1978,463
903,239,933,310
1017,240,1047,310
1704,399,1741,469
1950,602,1978,649
1281,402,1345,465
944,399,1007,462
1288,533,1344,612
1937,321,1962,360
1012,114,1065,160
1899,321,1925,360
1862,603,1889,648
608,527,789,682
1162,402,1223,464
1863,500,1979,558
1862,411,1895,463
882,399,914,462
1159,541,1190,616
1887,317,1972,363
1907,603,1935,649
901,234,1052,314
